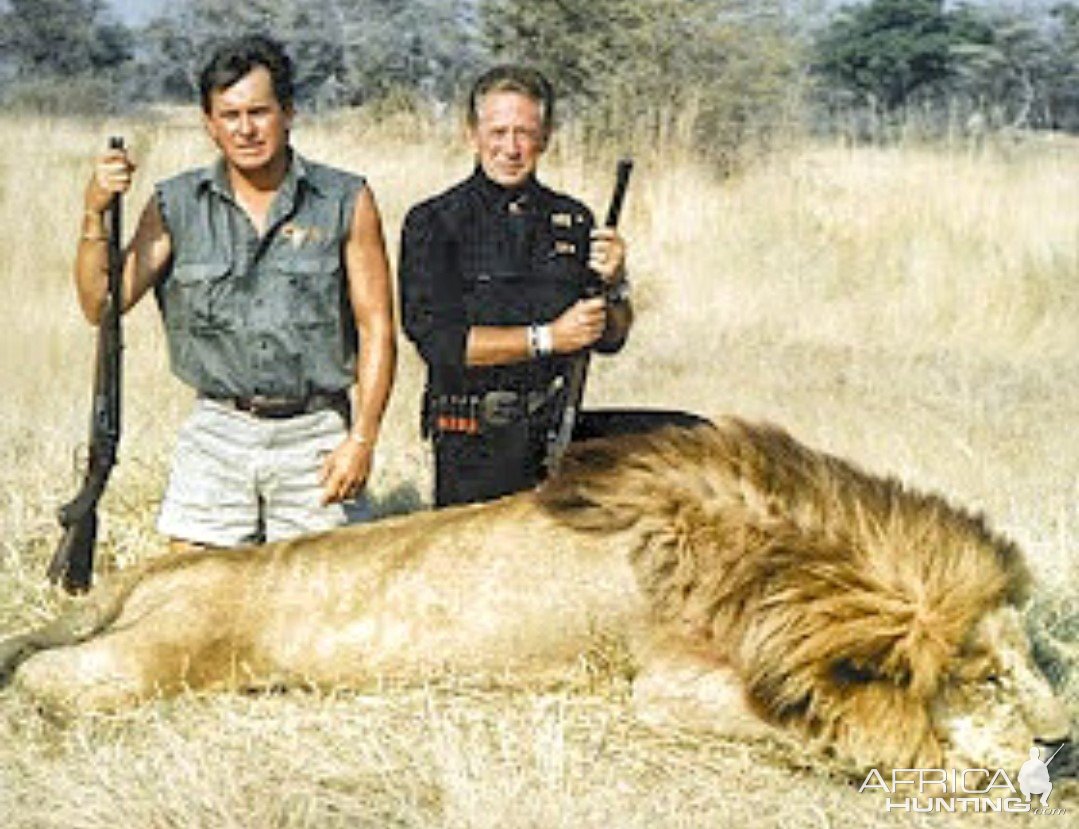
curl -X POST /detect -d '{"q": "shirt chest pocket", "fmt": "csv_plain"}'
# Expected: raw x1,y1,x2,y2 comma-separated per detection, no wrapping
532,224,592,317
162,260,233,334
270,255,343,328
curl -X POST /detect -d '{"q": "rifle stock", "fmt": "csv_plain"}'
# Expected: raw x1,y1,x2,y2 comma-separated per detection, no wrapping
49,501,99,591
546,158,634,471
48,136,124,593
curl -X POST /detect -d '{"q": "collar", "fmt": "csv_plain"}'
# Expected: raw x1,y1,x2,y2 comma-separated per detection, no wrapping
469,164,544,214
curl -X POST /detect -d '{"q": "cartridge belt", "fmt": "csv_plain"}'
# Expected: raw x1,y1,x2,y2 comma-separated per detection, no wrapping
428,381,564,435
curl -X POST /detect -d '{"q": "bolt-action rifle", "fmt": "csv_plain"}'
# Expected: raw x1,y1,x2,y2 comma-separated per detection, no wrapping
545,158,633,471
47,136,125,593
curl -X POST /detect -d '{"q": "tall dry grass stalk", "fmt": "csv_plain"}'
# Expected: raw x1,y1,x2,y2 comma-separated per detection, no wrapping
0,111,1076,827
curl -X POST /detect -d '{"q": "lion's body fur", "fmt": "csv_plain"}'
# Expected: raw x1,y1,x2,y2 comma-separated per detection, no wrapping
0,416,1069,772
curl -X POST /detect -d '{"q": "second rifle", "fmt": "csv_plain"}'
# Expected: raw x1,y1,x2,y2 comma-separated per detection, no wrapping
545,158,634,470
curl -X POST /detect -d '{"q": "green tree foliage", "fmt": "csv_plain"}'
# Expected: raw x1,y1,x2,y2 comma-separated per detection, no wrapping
947,6,1050,129
812,0,951,111
1047,2,1079,130
133,0,481,111
0,0,133,111
811,0,1079,136
481,0,802,166
133,0,347,106
0,0,131,76
2,0,1077,142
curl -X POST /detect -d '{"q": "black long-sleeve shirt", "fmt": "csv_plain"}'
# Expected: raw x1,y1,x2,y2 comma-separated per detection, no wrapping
399,167,600,395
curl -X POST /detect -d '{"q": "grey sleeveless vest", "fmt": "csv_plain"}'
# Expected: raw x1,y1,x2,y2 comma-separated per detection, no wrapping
154,153,365,398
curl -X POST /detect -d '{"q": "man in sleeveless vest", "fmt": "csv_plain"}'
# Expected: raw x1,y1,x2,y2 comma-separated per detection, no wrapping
75,35,396,549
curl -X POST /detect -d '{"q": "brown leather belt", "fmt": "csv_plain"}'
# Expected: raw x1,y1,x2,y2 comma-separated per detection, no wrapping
207,390,349,420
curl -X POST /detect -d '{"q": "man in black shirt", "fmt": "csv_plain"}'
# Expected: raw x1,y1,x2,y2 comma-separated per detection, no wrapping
401,65,690,507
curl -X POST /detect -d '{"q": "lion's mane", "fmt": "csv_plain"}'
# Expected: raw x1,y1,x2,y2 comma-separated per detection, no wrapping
539,416,1032,764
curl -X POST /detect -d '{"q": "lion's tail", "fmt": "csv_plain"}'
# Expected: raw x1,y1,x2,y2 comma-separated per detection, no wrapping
0,570,138,687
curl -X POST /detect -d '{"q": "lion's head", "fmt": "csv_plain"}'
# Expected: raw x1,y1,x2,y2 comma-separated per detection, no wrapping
540,416,1072,773
933,606,1070,772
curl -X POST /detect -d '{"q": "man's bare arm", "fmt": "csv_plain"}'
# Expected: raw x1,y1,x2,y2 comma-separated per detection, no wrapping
346,185,396,443
75,150,172,323
319,185,397,504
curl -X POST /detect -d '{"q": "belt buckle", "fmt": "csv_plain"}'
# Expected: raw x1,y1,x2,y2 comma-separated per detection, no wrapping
481,390,520,428
244,395,301,418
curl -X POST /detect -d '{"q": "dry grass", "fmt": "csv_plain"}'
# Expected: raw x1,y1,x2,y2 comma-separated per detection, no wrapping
0,111,1077,827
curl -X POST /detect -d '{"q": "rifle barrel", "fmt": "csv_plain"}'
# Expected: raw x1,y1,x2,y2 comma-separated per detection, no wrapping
604,159,633,228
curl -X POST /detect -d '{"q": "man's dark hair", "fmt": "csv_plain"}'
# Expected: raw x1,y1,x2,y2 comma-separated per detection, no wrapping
467,65,555,134
198,34,294,114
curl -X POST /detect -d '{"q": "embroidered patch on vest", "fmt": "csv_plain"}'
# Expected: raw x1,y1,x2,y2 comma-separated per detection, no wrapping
281,223,325,248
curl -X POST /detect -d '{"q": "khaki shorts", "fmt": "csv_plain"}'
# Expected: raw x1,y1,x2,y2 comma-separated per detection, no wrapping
157,398,370,547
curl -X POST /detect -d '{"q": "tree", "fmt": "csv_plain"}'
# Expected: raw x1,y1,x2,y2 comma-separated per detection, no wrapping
812,0,952,112
948,7,1053,129
809,0,1079,136
131,0,344,105
1046,2,1079,129
132,0,480,111
0,0,133,111
333,0,482,108
0,0,131,77
480,0,802,166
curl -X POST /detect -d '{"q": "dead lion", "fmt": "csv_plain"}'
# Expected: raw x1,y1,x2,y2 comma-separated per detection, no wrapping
0,416,1070,774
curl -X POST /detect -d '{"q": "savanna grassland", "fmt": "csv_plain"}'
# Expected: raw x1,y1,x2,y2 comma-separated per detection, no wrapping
0,111,1077,828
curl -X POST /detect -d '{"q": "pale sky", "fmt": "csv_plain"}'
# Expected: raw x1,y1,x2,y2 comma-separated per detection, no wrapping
107,0,171,25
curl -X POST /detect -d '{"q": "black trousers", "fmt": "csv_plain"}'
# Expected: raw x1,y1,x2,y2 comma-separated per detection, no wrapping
433,407,710,508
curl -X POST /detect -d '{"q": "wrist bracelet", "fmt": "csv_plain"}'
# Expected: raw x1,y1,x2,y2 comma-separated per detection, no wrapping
537,324,553,356
81,209,108,242
528,323,553,358
348,431,369,447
